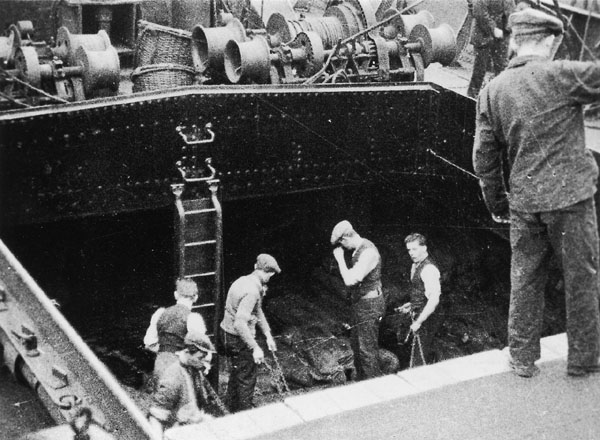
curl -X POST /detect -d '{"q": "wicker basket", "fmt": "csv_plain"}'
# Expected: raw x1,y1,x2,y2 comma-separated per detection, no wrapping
131,63,196,92
135,20,193,67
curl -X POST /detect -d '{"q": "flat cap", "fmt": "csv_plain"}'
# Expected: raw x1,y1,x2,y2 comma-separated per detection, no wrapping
184,331,216,353
255,253,281,274
330,220,354,245
508,8,564,36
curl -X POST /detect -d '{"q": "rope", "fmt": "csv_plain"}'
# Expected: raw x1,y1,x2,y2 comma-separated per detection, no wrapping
426,149,479,179
0,89,32,108
1,70,70,104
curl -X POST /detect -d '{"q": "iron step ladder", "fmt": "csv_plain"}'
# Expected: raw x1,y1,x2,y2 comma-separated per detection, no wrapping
171,123,223,387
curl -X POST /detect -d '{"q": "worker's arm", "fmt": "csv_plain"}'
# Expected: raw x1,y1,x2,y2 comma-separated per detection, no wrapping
410,265,441,332
233,292,265,363
333,247,378,287
473,93,509,220
143,308,165,353
473,0,500,39
256,304,276,352
187,311,207,335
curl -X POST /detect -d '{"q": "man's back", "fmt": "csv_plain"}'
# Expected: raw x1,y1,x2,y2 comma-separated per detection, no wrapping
477,57,600,212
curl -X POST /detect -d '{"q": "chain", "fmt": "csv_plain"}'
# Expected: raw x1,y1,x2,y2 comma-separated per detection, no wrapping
200,376,230,416
263,353,290,398
271,351,291,393
409,331,426,368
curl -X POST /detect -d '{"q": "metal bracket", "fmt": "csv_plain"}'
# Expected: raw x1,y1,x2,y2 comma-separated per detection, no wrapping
0,284,7,311
11,324,39,357
58,393,82,410
50,365,69,389
175,123,218,183
176,122,215,145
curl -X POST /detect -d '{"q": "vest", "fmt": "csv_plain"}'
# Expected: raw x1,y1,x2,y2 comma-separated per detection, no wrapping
350,239,382,303
410,256,438,315
157,303,190,353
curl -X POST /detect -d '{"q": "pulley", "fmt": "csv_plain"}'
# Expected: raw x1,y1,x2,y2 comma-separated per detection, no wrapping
266,13,344,49
381,9,435,39
324,3,365,38
408,23,457,67
54,27,112,65
285,31,325,77
14,46,43,88
75,45,120,95
224,35,272,84
191,17,247,74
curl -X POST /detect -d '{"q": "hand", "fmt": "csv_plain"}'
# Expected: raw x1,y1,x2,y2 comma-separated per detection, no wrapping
493,28,504,39
395,302,411,314
492,213,510,224
266,335,277,352
410,321,422,332
333,246,344,261
252,346,265,364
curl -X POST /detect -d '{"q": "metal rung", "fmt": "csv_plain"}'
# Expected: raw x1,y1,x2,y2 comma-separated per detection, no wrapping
184,240,217,247
185,208,217,215
185,272,216,278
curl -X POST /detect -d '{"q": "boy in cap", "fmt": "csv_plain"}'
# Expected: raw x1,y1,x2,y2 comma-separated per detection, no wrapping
143,278,207,384
473,7,600,377
220,254,280,412
331,220,384,380
148,330,216,435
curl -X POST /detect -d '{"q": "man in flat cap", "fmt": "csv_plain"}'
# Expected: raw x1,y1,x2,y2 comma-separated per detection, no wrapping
473,7,600,377
467,0,516,98
148,330,216,435
331,220,384,380
220,254,280,411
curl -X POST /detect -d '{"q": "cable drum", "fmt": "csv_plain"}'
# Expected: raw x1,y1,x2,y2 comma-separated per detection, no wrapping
267,14,344,49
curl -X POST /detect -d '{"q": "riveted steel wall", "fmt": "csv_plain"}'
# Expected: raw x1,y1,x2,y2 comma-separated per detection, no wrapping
0,83,482,228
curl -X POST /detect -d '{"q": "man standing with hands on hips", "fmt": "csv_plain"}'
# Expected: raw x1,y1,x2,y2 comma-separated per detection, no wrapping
220,254,281,412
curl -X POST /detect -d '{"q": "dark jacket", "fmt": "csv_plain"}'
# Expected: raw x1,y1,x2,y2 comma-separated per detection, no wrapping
470,0,515,47
473,55,600,214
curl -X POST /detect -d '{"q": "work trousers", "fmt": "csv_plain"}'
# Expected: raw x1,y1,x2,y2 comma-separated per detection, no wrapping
410,309,442,367
509,198,600,369
467,40,508,98
222,331,257,412
351,295,385,380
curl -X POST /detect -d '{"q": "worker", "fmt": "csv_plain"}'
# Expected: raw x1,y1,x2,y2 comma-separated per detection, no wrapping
148,330,216,436
144,278,207,383
220,254,280,412
396,233,442,366
467,0,516,98
473,8,600,377
331,220,384,380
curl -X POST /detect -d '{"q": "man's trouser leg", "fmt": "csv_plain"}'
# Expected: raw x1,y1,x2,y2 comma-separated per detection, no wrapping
351,295,385,380
467,45,490,98
412,311,442,366
509,209,551,365
545,198,600,369
223,332,257,412
490,39,508,77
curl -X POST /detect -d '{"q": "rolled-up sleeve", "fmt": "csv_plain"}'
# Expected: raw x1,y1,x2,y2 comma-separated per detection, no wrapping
473,92,509,216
